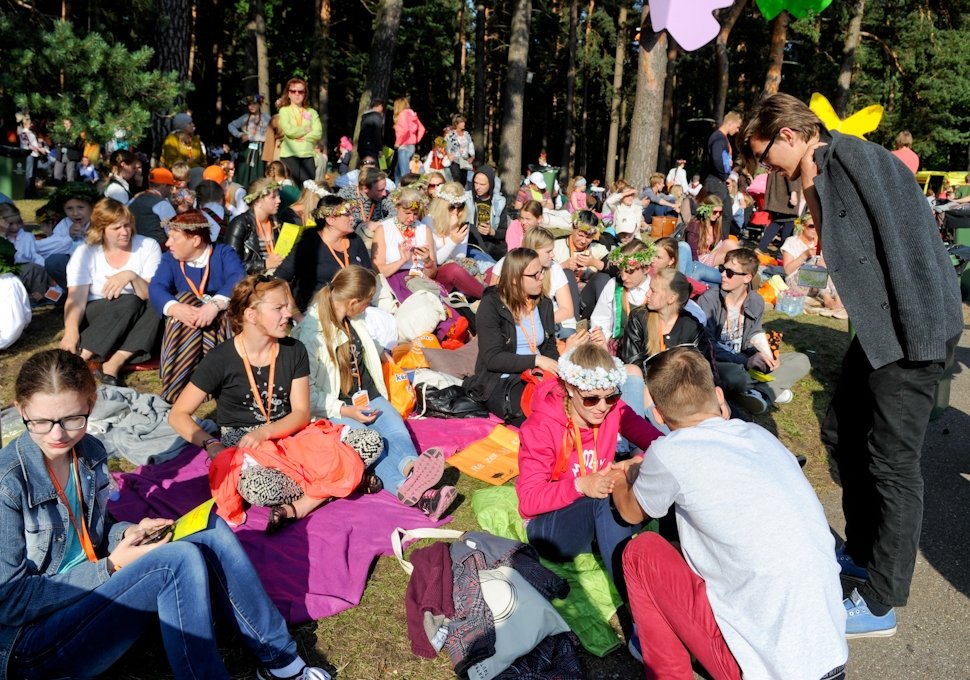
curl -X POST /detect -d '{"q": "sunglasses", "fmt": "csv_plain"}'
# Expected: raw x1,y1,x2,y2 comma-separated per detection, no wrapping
428,182,444,188
757,132,778,169
710,210,723,216
288,88,305,94
717,265,747,279
575,392,622,407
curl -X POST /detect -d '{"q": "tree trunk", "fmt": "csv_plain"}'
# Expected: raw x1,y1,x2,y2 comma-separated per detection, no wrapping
151,0,191,157
349,0,404,169
559,0,578,180
604,5,628,187
251,0,270,108
657,44,680,174
455,1,467,113
473,2,486,156
626,7,667,189
763,10,789,95
578,0,595,176
498,0,532,194
714,0,748,125
311,0,331,152
834,0,865,117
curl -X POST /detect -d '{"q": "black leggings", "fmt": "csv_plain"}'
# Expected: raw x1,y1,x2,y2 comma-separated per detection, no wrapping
281,156,315,186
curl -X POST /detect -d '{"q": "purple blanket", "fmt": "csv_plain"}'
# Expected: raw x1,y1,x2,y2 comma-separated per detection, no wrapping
110,446,450,623
406,415,506,458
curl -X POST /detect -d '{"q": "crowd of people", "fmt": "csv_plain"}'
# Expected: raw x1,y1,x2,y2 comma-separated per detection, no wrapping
0,90,962,679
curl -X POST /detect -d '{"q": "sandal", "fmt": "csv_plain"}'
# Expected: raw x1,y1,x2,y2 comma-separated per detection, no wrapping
266,502,298,535
396,447,445,506
356,470,384,495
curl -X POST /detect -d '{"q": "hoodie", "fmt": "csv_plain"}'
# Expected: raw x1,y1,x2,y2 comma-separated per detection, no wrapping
516,379,661,519
464,164,508,259
358,107,385,159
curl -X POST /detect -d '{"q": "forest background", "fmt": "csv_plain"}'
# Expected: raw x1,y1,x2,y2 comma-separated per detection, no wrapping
2,0,969,196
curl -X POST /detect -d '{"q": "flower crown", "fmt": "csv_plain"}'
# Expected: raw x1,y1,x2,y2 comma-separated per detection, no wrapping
389,187,428,214
609,242,656,270
244,181,281,204
571,211,602,234
558,349,627,392
695,203,718,221
436,187,466,206
314,199,355,220
302,179,331,199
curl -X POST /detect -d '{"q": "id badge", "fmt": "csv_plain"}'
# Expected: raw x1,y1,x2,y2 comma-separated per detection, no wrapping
352,390,370,409
248,142,259,150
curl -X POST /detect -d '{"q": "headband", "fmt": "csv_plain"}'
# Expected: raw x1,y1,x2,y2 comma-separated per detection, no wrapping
436,187,466,206
244,181,281,204
609,242,656,270
558,349,627,392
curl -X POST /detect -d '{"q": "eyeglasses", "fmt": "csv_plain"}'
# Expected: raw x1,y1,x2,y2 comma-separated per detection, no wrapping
22,412,89,434
576,392,621,407
288,88,305,94
523,268,547,281
718,265,747,279
756,133,778,169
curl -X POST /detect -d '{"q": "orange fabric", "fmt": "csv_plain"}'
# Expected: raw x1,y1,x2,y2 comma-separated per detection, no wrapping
209,420,364,524
383,359,417,418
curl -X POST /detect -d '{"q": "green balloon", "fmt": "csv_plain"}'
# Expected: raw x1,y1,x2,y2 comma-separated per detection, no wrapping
756,0,832,20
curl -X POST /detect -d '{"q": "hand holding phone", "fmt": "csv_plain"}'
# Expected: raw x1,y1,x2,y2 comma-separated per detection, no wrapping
141,524,175,545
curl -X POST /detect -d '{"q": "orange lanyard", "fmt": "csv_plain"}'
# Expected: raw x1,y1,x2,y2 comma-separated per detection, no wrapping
179,247,211,299
289,107,306,132
573,420,599,476
326,238,350,269
256,219,276,255
357,188,377,222
343,320,363,391
238,340,278,424
44,450,97,562
518,307,539,354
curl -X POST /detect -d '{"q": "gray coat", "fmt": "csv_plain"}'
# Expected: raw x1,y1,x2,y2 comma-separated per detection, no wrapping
813,131,962,369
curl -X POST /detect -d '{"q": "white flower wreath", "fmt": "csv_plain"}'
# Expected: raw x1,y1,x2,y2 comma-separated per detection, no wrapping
558,348,626,392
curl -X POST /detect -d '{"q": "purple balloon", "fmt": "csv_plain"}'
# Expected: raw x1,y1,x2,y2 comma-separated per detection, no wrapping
650,0,734,52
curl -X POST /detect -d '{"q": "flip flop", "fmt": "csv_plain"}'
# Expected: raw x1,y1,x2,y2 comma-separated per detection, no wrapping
396,447,445,506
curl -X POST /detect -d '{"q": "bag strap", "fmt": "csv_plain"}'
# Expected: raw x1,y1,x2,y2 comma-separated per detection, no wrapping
391,526,465,575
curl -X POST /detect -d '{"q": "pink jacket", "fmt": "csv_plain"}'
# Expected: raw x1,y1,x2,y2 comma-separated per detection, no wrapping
394,108,426,148
516,380,661,519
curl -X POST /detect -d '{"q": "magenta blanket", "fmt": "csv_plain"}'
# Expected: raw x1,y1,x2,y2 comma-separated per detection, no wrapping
406,415,506,458
110,446,450,624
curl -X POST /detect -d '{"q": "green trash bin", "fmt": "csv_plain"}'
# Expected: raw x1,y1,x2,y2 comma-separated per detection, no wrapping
0,145,29,200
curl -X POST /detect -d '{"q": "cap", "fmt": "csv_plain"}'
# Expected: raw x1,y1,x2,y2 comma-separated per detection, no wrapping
528,172,547,190
615,220,638,235
203,165,227,184
148,168,176,186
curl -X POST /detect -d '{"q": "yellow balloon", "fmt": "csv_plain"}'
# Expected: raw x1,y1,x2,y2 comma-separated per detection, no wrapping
809,92,883,139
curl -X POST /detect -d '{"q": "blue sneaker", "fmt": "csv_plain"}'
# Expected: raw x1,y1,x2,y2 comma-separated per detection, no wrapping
836,544,870,581
628,632,643,663
844,589,896,638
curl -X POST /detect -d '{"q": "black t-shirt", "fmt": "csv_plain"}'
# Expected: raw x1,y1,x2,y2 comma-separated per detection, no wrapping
706,130,731,181
190,336,310,428
340,325,381,405
276,231,373,311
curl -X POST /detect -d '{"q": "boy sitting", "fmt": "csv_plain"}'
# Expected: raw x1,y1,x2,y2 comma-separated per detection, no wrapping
611,347,848,680
696,247,810,414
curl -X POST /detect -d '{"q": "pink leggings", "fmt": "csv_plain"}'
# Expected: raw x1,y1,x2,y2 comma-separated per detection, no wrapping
623,533,742,680
436,262,484,300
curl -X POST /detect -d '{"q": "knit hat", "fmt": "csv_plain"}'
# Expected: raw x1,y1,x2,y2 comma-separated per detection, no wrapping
528,172,546,190
148,168,176,186
340,136,353,152
172,113,193,132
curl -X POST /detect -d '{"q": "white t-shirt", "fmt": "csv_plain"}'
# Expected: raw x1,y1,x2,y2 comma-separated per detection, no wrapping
66,234,161,300
492,258,570,306
590,276,649,337
634,418,847,680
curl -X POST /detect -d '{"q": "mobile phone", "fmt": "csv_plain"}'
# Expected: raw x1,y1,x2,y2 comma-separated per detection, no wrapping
362,408,381,418
576,319,590,333
141,524,174,545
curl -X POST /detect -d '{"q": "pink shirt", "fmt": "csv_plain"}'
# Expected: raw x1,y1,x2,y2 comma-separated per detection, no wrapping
394,108,426,148
892,147,919,175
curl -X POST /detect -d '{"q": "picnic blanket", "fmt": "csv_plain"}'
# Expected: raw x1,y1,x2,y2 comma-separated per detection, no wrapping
405,414,504,458
471,486,624,657
110,445,450,623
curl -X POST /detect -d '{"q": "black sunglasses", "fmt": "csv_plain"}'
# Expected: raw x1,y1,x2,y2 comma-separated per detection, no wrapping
576,392,621,407
717,265,747,279
757,132,778,169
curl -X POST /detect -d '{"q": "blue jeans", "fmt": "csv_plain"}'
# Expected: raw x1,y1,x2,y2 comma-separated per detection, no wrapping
395,144,414,183
45,253,71,289
329,395,418,494
687,260,722,286
11,517,299,680
527,496,638,585
620,372,668,433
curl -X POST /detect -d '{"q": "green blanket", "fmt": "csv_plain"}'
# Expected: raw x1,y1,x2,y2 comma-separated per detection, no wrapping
472,486,624,657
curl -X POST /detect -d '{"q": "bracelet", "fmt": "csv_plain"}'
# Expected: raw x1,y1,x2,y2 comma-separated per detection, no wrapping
202,437,220,450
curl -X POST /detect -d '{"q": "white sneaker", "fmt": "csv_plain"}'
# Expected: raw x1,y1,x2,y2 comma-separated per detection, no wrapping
774,388,794,404
257,666,332,680
737,389,768,415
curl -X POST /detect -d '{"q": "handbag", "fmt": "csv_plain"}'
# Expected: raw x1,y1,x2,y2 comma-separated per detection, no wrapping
415,384,489,419
383,359,417,418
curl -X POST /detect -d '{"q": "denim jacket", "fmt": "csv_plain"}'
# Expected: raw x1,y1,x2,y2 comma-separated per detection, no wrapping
0,433,131,679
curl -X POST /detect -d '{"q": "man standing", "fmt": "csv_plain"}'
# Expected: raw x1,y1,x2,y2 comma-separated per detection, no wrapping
703,112,741,237
744,93,962,638
357,98,385,161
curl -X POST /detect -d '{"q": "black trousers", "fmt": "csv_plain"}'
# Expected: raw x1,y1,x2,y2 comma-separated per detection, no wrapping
281,156,315,186
80,295,160,364
822,335,955,607
757,217,796,251
484,375,527,427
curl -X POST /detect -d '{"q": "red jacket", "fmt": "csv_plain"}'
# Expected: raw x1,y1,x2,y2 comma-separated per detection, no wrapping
209,420,363,524
394,108,426,148
515,380,661,519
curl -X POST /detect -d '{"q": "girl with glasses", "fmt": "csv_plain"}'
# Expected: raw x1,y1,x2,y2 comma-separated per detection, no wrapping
277,78,321,186
516,343,660,610
684,195,738,284
1,349,332,680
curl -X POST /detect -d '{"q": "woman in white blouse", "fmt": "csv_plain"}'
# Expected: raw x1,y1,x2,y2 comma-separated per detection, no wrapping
61,198,161,385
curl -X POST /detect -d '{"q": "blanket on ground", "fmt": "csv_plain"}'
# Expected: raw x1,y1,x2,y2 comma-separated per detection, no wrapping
110,445,450,623
406,414,504,457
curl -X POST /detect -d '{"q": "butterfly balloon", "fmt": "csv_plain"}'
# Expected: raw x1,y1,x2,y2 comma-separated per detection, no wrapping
809,93,883,140
649,0,733,52
755,0,833,21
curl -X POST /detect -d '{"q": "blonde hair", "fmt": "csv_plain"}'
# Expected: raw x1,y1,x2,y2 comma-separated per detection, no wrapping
427,181,467,238
393,187,427,217
169,161,191,183
312,266,377,395
293,181,328,225
393,97,410,124
86,198,134,246
523,226,555,296
647,347,720,426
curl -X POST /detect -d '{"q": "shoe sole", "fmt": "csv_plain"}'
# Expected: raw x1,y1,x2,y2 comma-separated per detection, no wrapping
736,393,768,415
397,447,445,506
424,485,458,521
628,638,643,663
846,625,897,639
